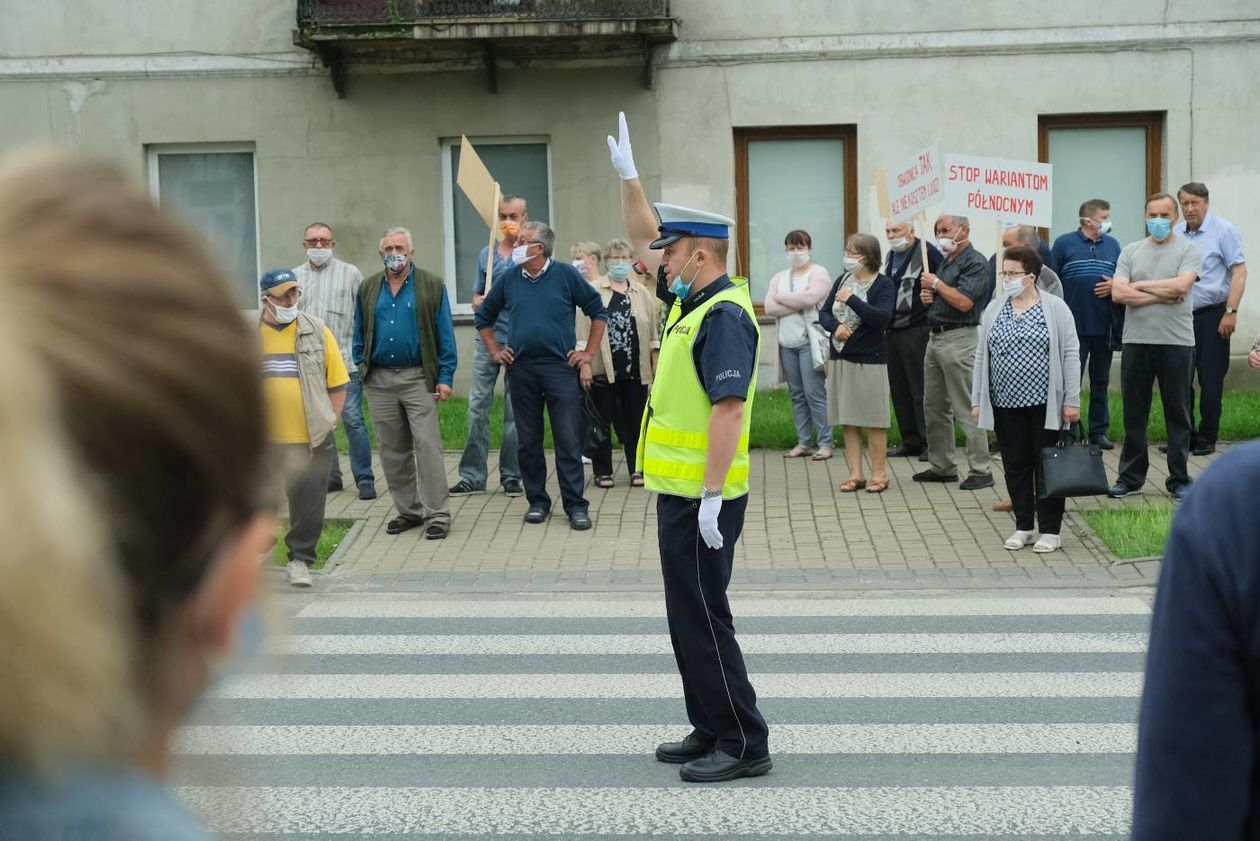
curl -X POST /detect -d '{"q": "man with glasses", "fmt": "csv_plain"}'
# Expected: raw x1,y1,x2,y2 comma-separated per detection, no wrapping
915,214,995,490
258,268,348,587
1052,199,1123,450
293,222,375,499
475,220,607,530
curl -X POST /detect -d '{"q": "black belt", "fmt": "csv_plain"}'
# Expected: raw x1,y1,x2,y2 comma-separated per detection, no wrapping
1192,302,1226,314
928,322,975,334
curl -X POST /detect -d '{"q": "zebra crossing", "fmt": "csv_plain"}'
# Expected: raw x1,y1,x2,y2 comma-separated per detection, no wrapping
173,592,1150,839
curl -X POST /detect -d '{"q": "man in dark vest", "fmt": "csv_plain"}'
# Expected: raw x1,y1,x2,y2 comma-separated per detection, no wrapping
353,226,458,539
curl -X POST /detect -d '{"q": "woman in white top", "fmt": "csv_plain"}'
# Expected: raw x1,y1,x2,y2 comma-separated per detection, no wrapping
763,229,834,460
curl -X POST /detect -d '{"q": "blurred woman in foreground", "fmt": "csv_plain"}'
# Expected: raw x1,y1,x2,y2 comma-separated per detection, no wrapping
0,152,272,839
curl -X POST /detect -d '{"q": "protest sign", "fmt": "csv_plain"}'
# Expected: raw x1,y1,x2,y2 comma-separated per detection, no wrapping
943,154,1053,227
885,146,942,224
456,136,501,292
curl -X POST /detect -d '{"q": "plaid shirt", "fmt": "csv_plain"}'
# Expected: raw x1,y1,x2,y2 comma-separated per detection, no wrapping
294,256,364,370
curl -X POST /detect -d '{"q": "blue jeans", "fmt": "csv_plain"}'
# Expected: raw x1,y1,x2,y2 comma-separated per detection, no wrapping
457,340,520,488
779,342,833,448
329,371,375,486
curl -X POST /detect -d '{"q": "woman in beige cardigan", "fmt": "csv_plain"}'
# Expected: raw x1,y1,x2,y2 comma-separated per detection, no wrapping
576,238,660,487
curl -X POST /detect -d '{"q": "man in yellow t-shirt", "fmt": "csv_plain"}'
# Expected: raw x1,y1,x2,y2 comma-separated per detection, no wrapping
259,268,349,587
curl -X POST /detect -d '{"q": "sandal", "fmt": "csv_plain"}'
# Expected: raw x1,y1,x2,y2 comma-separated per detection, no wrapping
630,473,645,487
839,478,867,493
424,521,450,540
1033,534,1062,553
1004,530,1034,551
810,446,833,461
594,475,615,489
784,444,813,458
865,477,889,493
386,516,423,535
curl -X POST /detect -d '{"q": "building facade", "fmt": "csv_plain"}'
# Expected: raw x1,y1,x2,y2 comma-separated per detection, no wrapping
3,1,1257,391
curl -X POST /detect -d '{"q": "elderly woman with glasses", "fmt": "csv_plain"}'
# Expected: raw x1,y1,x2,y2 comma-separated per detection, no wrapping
576,238,660,487
971,244,1081,554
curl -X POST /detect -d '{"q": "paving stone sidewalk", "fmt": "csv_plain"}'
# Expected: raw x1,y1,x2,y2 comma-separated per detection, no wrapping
315,444,1225,592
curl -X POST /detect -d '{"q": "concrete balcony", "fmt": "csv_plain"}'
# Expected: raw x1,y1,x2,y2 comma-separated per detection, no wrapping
295,0,677,95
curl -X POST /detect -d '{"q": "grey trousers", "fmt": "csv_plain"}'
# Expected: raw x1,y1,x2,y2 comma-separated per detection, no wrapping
283,436,337,566
779,342,833,447
923,326,991,477
364,366,451,524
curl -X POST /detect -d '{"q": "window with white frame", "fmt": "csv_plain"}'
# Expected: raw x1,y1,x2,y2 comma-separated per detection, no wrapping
441,137,551,312
147,144,260,307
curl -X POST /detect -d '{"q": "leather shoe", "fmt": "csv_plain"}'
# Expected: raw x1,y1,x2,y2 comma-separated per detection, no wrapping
655,733,713,764
912,469,958,483
1192,443,1216,457
1090,435,1115,451
569,511,592,531
523,504,550,524
1157,444,1169,454
918,452,930,462
887,445,922,458
679,748,773,783
959,474,994,491
1170,482,1193,502
1107,482,1142,499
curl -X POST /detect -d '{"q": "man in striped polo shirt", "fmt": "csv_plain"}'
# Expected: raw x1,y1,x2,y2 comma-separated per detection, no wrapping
1051,199,1123,449
259,268,349,587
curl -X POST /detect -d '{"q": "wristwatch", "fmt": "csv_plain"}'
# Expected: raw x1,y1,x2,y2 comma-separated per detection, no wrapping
700,486,722,500
1226,307,1239,315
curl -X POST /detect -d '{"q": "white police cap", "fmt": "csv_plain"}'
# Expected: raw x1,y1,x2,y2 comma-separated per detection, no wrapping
649,202,736,250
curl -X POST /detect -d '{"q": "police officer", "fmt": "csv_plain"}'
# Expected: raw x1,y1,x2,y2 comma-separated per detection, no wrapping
607,113,772,784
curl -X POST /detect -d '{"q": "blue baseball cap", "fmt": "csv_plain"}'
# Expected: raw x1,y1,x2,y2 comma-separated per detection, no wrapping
259,268,299,295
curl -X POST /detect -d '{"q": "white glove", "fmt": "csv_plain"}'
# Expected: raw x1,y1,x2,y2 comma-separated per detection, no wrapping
606,111,638,181
698,494,723,550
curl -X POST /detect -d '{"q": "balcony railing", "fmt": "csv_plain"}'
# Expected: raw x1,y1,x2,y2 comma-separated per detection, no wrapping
297,0,671,26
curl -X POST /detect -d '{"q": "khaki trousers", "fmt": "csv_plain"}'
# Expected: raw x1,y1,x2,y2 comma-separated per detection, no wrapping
364,367,451,524
922,326,991,477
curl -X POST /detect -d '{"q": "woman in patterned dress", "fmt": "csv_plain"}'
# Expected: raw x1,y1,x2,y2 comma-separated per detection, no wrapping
971,244,1082,554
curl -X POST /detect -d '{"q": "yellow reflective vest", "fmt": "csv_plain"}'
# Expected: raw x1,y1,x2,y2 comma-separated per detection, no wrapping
637,279,760,499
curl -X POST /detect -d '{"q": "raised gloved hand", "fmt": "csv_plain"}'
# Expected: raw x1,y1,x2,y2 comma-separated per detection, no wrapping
698,494,723,550
606,111,638,181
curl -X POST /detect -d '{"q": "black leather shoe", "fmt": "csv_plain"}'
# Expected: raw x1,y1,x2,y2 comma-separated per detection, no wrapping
569,511,592,531
918,452,930,462
1108,482,1142,499
1192,443,1216,457
327,478,344,494
912,469,958,483
679,748,773,783
1170,483,1192,502
887,445,922,458
1157,444,1169,454
959,474,994,491
523,504,550,524
655,733,713,764
1091,435,1115,451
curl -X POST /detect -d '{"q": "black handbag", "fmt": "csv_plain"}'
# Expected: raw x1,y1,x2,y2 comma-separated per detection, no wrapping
1037,426,1109,498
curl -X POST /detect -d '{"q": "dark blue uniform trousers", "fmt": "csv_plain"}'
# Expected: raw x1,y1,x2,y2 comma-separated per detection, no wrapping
657,492,769,760
508,357,589,516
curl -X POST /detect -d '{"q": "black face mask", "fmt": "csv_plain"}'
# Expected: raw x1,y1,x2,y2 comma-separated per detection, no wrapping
655,264,671,301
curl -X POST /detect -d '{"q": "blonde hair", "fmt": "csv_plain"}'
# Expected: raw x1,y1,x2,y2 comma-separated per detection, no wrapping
604,238,635,260
0,150,267,769
570,240,603,263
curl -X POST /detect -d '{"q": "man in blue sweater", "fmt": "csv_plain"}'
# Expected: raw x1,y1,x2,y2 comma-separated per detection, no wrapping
475,221,608,530
1133,441,1260,838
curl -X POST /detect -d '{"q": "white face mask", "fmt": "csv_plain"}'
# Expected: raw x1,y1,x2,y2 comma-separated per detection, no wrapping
512,244,533,266
266,299,299,324
1002,278,1027,297
888,237,911,252
842,256,862,272
936,237,957,255
786,251,810,267
1097,218,1113,235
306,247,333,267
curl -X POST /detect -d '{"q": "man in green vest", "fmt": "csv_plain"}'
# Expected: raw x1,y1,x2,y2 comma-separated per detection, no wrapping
608,111,771,784
353,226,458,540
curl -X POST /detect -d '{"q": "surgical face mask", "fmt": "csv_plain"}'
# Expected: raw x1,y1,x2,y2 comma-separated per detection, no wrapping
607,261,631,281
572,258,589,277
888,236,911,252
306,247,332,267
512,243,534,265
936,237,957,255
1146,217,1172,240
1002,278,1028,297
265,297,299,324
842,256,862,272
669,250,699,299
786,250,810,267
382,253,408,273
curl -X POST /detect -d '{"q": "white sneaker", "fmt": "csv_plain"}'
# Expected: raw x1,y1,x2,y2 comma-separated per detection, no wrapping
287,559,313,587
1033,534,1063,553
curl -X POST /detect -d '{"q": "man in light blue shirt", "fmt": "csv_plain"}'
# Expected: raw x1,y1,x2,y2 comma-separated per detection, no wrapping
1175,182,1247,456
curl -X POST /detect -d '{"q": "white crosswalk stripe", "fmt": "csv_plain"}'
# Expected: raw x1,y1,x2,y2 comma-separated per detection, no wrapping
175,592,1151,838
